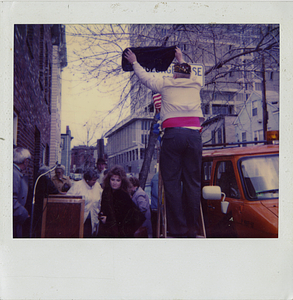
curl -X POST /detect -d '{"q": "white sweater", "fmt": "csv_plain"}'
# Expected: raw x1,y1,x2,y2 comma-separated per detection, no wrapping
132,62,204,124
67,179,103,235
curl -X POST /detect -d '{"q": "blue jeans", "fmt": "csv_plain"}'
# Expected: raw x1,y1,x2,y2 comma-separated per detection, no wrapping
160,127,202,237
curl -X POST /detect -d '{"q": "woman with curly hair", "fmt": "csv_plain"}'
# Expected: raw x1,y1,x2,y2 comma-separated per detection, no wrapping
97,165,145,238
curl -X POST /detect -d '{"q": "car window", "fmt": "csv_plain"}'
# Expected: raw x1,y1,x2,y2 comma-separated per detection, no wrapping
202,160,213,181
240,155,279,200
215,160,240,199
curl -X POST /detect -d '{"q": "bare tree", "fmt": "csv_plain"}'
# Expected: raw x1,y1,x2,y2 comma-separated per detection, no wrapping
66,24,279,188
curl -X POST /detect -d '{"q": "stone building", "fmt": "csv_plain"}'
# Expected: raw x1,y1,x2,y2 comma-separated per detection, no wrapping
13,24,67,185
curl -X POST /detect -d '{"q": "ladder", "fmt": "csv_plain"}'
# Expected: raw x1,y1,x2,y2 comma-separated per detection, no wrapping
156,168,206,238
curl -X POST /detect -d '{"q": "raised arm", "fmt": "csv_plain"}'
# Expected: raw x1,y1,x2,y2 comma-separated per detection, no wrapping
123,48,163,93
175,47,185,64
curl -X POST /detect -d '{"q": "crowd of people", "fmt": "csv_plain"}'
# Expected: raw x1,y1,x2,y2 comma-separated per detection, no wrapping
13,147,156,238
13,46,203,239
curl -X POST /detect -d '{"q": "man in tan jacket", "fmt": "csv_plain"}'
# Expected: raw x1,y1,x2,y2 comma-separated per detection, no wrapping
51,165,72,193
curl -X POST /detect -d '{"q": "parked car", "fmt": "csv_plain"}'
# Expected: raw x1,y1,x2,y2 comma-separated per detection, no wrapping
70,173,83,181
201,142,279,238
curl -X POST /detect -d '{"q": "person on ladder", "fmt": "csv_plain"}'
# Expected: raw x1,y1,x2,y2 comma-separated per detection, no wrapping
124,47,204,238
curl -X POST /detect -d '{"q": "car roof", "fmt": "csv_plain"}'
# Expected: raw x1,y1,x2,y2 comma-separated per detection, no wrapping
202,144,279,159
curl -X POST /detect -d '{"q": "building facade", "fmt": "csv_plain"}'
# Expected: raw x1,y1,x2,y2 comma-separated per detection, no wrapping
201,115,238,145
105,113,159,183
61,126,73,176
49,25,67,169
70,145,97,174
14,24,67,185
234,91,279,143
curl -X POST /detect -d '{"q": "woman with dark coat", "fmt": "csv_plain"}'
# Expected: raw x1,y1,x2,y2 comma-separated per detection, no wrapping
98,166,145,238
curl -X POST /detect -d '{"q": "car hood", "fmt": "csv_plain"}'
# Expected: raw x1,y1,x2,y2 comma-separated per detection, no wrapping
260,200,278,217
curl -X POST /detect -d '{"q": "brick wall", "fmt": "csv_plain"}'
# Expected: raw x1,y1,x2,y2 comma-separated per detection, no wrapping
14,25,54,185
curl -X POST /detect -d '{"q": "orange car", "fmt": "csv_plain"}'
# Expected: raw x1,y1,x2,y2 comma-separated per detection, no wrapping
201,143,279,238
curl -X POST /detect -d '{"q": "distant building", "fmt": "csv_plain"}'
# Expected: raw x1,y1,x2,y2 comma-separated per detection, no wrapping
13,24,67,184
70,145,97,174
105,114,159,183
234,91,279,143
201,115,238,145
61,126,73,176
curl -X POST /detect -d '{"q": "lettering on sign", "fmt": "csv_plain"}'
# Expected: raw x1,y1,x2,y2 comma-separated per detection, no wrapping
146,63,205,87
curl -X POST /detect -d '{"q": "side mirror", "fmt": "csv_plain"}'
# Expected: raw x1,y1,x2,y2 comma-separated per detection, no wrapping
202,186,229,214
202,186,222,200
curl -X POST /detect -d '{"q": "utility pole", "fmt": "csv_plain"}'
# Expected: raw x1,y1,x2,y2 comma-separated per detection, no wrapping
261,54,268,140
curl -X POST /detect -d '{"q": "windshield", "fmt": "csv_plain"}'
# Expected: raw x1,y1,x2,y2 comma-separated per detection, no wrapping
240,155,279,200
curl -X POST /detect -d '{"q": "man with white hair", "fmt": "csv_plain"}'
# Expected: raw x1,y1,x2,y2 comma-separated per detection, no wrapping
13,147,31,238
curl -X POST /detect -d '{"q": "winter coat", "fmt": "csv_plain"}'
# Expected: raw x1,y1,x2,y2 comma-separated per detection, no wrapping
67,179,103,235
98,188,145,238
131,187,153,238
13,164,29,237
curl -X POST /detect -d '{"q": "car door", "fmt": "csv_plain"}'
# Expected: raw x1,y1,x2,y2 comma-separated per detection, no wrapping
207,160,242,237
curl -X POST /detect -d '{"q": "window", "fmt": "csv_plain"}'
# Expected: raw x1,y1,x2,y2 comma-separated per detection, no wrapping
242,132,247,147
140,148,145,160
215,161,240,198
254,130,264,142
211,130,216,144
212,104,234,115
252,100,258,116
61,138,65,150
217,128,222,144
202,161,213,181
240,155,278,199
204,104,210,115
255,83,262,91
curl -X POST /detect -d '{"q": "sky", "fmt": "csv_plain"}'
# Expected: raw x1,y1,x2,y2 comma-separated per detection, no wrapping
60,26,130,148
